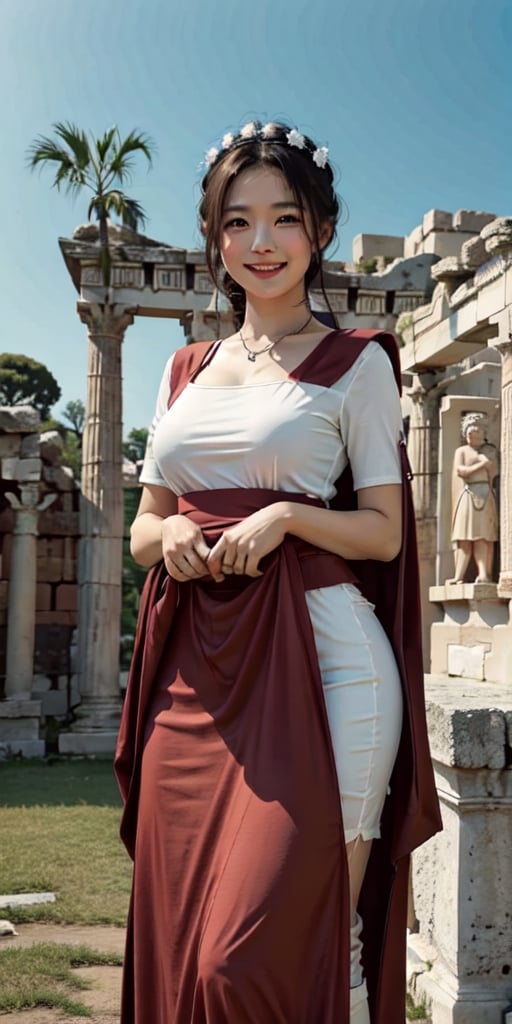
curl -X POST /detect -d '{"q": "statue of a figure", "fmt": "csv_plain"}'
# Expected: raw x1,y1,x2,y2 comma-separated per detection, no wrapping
449,413,499,583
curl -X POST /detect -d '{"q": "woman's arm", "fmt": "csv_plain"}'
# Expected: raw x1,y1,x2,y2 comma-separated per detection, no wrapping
130,484,223,581
206,483,402,578
283,483,402,562
130,484,178,567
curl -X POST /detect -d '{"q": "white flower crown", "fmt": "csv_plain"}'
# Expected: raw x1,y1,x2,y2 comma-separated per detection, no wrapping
203,122,329,171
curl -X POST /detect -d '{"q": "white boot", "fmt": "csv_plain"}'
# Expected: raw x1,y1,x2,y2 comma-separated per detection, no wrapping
350,979,370,1024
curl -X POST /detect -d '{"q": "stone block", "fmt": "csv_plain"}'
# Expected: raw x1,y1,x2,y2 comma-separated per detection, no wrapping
20,434,40,458
447,644,487,680
36,557,63,583
0,407,40,432
35,583,52,611
1,457,41,481
423,209,453,234
55,585,78,611
404,227,424,259
481,216,512,256
0,718,40,740
453,209,495,232
32,674,52,692
0,580,7,611
34,624,72,675
42,464,76,491
35,611,77,626
0,698,42,717
422,230,476,259
0,435,21,457
0,892,55,908
460,234,488,270
58,730,119,755
40,688,67,716
37,510,80,536
37,538,64,559
39,431,63,464
1,457,18,479
0,738,45,757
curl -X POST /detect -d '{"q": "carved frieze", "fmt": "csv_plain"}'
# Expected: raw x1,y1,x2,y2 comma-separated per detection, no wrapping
153,267,186,291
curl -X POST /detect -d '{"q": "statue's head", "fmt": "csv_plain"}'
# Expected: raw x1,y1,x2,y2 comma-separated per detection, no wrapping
461,412,487,447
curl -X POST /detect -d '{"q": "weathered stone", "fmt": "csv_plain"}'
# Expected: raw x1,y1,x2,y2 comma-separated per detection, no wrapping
481,216,512,256
55,584,78,611
32,674,52,692
460,233,487,270
423,209,453,234
447,643,487,680
38,510,80,535
20,434,40,458
453,209,495,232
39,430,64,464
430,256,469,282
42,464,76,491
0,892,55,908
0,407,40,432
58,730,119,755
40,688,67,716
0,435,21,457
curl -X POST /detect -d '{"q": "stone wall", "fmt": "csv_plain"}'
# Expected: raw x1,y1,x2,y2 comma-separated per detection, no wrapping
0,409,80,749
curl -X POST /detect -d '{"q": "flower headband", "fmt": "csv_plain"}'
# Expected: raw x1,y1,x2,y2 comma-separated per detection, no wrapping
203,121,329,172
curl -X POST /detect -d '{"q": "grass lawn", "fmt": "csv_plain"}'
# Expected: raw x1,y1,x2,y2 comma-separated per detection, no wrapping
0,758,132,925
0,943,123,1016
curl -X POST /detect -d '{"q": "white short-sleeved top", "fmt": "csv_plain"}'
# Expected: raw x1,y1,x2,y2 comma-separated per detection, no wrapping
139,340,403,501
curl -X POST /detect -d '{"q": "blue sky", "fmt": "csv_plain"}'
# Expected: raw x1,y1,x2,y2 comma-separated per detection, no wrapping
1,0,511,432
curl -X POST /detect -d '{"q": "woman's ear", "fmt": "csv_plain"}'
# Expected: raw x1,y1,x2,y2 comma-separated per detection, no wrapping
318,221,334,251
200,219,208,237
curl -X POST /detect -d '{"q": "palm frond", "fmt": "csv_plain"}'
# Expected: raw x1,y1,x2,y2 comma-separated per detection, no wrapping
95,126,118,165
108,129,154,183
53,122,91,170
121,197,147,230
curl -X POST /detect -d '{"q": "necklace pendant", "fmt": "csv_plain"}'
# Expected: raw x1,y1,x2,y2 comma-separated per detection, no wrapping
248,351,257,362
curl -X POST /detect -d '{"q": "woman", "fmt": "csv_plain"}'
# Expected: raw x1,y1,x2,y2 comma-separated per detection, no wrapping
450,412,498,583
115,120,441,1024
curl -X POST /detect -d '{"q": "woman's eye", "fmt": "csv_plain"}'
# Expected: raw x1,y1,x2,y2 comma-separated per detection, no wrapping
224,218,247,229
277,214,301,224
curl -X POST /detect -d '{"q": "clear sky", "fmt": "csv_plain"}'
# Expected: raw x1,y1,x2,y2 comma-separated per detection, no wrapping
1,0,511,432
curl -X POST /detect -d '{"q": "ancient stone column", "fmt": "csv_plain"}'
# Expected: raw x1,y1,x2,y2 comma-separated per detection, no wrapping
496,336,512,598
62,302,135,752
406,370,447,661
4,485,55,697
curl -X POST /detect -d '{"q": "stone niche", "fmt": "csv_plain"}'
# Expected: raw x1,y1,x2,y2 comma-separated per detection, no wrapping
435,392,500,589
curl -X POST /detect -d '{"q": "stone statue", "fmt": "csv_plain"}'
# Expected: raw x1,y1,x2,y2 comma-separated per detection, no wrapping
449,412,498,583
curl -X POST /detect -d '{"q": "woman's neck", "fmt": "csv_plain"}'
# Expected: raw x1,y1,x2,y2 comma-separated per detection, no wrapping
241,295,316,341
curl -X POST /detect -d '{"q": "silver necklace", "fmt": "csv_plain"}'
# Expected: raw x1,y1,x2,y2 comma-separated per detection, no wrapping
239,312,313,362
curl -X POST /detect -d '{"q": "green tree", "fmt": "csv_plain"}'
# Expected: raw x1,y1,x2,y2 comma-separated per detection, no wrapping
62,399,85,440
0,353,61,419
27,122,154,291
122,426,149,463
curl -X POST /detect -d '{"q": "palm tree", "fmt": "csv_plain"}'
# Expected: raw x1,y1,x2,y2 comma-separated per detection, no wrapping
27,122,154,289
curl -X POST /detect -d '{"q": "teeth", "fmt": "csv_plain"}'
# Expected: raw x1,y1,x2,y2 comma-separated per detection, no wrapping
251,264,282,270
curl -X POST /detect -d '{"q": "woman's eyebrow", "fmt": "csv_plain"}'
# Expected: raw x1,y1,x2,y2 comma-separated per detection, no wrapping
224,201,301,212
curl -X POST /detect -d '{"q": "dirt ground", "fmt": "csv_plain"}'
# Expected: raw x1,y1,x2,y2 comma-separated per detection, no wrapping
0,923,125,1023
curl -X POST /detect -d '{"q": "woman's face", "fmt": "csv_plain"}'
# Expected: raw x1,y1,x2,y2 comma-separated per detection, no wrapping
219,166,317,306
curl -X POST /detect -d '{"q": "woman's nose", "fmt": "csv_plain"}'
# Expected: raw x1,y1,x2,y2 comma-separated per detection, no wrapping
250,224,276,252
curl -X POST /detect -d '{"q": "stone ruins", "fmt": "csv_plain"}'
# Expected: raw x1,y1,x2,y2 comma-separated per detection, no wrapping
1,209,511,1021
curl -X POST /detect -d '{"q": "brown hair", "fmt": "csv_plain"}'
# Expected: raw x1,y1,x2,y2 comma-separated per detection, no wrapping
198,122,341,326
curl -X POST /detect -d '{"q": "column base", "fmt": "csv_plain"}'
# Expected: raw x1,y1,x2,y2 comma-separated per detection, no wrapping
57,695,122,755
415,958,511,1024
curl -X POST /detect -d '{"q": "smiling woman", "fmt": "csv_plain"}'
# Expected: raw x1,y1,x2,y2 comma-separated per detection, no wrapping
115,120,441,1024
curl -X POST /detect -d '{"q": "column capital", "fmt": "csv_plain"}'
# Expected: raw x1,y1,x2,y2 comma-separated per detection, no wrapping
77,301,136,341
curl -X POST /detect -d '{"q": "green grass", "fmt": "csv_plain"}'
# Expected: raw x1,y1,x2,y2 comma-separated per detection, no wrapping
0,942,123,1015
0,759,132,925
406,992,430,1021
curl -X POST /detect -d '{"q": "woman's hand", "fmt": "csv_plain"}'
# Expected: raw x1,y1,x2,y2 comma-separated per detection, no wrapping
162,514,224,582
207,503,289,578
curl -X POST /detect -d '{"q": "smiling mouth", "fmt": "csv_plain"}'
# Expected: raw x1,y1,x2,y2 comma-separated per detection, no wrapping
245,263,286,275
